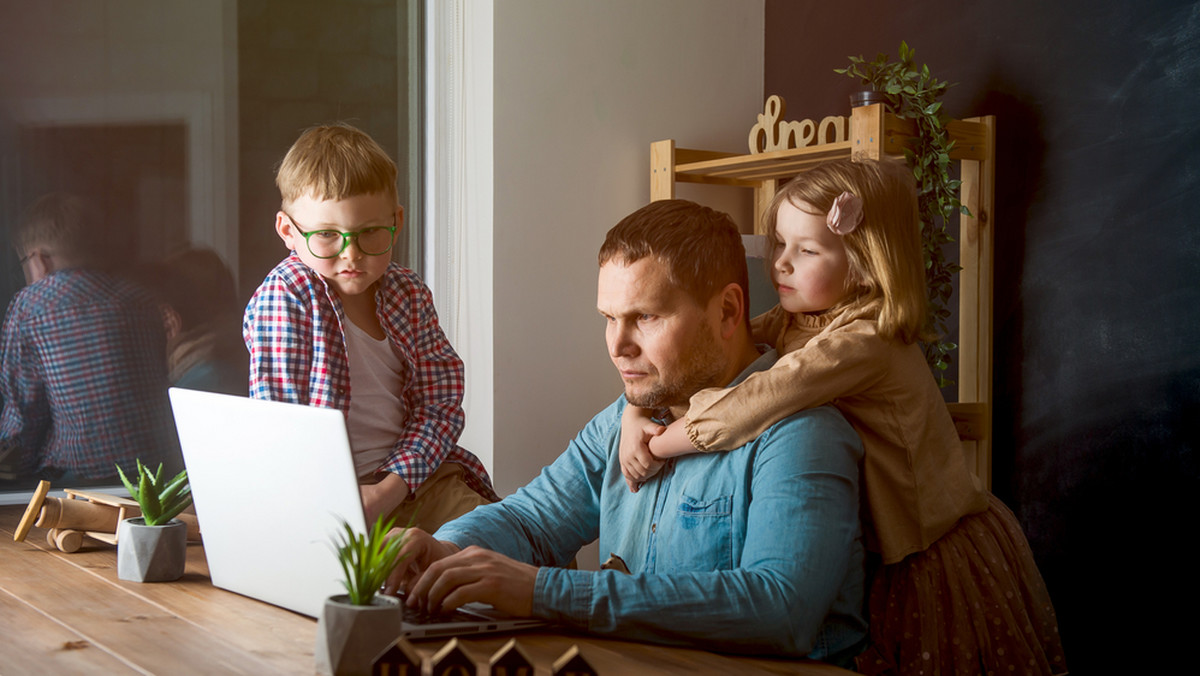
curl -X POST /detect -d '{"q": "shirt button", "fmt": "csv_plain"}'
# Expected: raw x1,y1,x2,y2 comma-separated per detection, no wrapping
651,523,656,533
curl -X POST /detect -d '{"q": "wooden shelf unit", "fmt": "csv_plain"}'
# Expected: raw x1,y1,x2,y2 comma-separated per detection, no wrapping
650,103,997,488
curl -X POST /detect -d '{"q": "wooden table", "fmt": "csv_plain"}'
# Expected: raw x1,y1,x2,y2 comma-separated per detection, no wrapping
1,504,851,675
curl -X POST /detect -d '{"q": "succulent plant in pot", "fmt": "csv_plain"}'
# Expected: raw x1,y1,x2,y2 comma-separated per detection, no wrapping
316,514,411,676
115,459,193,582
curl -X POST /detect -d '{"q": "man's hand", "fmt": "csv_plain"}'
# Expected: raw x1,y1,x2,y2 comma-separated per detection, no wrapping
619,404,666,492
383,527,459,596
405,545,538,617
360,471,411,527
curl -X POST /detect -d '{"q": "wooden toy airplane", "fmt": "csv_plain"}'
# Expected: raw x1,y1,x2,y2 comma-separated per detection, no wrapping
13,480,199,552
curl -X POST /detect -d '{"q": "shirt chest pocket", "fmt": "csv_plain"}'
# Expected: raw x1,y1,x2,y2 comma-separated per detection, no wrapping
661,493,734,572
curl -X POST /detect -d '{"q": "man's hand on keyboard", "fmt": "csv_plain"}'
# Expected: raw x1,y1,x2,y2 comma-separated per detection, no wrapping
403,545,537,618
382,527,460,597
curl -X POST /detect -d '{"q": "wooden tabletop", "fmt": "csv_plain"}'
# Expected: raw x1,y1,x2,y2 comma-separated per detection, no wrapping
1,503,851,675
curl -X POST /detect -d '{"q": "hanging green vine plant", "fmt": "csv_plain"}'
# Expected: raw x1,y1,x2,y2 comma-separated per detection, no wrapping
835,41,967,387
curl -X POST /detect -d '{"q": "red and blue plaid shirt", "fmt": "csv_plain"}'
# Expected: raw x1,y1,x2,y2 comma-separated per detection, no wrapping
243,254,494,500
0,268,179,479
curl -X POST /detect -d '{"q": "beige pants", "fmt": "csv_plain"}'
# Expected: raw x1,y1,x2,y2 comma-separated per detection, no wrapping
384,463,493,533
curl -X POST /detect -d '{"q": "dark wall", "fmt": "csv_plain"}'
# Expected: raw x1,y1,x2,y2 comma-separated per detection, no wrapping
765,0,1199,672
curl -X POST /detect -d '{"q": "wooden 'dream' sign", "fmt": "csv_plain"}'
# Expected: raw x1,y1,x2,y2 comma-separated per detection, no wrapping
748,95,847,154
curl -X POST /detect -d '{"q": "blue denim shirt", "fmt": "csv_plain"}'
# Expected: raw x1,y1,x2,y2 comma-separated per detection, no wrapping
435,351,866,662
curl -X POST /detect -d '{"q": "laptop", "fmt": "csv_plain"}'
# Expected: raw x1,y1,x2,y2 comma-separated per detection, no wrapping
168,388,548,637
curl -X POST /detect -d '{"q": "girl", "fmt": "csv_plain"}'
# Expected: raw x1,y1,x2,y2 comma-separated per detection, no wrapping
620,159,1066,675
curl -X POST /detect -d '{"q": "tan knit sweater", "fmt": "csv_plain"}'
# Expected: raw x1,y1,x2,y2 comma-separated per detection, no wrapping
685,304,987,564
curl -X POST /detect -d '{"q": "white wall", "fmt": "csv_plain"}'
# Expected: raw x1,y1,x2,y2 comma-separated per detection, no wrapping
454,0,765,496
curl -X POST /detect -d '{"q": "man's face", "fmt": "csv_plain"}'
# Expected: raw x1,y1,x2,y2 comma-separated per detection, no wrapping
597,257,726,410
275,191,402,300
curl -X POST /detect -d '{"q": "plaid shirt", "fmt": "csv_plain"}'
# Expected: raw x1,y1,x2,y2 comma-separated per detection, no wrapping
0,269,179,478
243,254,494,500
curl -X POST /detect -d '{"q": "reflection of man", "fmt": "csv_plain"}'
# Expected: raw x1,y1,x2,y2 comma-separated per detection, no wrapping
0,194,179,481
392,200,866,663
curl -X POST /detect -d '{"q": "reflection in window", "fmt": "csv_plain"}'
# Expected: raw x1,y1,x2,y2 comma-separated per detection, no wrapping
0,1,421,500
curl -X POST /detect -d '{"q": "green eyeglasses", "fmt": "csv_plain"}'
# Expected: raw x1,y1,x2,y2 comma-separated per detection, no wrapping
285,214,397,259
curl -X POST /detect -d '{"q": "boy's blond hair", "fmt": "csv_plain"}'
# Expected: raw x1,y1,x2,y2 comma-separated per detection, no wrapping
765,158,929,344
275,123,398,209
13,193,100,262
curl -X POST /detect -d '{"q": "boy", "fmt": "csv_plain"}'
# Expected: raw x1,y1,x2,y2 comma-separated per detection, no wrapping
0,194,179,481
243,123,495,529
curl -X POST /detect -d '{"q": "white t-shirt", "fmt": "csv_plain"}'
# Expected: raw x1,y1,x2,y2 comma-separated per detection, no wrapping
343,319,408,477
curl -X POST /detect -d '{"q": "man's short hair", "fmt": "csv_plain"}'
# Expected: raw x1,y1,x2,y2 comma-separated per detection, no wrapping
598,199,749,317
13,193,100,261
275,123,399,210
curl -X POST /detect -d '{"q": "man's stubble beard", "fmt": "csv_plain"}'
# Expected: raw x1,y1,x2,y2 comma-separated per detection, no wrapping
624,325,727,410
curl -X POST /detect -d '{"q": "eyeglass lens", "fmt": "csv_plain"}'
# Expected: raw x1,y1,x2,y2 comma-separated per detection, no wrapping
307,226,393,258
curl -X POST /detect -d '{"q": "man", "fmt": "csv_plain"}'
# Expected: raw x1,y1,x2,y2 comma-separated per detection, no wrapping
390,200,866,663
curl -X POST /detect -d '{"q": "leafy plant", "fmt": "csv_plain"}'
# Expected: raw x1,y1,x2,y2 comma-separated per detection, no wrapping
116,459,193,526
836,41,966,387
331,515,410,606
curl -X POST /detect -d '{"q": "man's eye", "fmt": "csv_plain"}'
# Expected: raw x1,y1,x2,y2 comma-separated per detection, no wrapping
313,230,342,241
638,314,656,322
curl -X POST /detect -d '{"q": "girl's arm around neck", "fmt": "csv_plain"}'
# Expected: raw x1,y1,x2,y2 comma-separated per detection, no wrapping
648,418,700,457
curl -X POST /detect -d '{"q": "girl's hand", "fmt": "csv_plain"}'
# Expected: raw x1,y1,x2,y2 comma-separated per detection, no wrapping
648,418,701,458
619,405,666,493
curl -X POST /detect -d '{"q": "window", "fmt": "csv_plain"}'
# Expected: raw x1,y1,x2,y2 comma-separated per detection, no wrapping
0,1,423,501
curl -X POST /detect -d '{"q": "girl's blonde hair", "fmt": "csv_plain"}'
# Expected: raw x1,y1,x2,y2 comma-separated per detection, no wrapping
764,158,929,344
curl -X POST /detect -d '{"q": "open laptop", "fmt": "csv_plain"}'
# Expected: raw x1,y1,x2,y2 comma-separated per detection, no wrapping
168,388,547,637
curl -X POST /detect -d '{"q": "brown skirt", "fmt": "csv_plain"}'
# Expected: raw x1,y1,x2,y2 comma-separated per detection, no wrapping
855,493,1068,675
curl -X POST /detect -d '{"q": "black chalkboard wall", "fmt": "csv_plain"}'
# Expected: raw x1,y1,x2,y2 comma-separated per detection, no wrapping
764,0,1198,671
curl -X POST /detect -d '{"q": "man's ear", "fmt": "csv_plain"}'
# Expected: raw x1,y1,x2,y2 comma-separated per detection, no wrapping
716,282,746,340
275,212,297,250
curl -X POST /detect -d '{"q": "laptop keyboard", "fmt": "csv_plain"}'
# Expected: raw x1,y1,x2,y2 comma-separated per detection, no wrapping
403,602,480,626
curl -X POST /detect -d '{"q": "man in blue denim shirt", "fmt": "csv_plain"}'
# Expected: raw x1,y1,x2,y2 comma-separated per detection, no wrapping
390,200,866,663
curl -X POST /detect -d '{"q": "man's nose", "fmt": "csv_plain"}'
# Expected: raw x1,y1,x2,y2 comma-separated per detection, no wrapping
608,323,638,358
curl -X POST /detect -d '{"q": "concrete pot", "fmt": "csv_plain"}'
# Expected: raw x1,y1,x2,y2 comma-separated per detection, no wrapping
116,517,187,582
315,594,404,676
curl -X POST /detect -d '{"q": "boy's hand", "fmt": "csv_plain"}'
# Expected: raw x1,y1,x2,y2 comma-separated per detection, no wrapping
619,405,666,493
360,472,411,527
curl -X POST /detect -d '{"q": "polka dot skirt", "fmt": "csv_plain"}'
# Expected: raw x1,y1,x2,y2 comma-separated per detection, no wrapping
855,494,1067,675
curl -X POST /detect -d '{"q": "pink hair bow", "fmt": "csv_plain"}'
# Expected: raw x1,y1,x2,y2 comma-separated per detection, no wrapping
826,192,863,235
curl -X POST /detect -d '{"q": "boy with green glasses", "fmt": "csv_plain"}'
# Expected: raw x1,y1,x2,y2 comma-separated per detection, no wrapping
243,123,496,530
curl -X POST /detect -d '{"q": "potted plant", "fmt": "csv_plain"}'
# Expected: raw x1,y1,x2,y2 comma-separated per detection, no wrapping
836,41,968,386
115,460,193,582
315,515,410,676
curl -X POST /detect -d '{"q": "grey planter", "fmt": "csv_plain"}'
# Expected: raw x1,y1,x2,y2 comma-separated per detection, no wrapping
116,517,187,582
315,594,405,676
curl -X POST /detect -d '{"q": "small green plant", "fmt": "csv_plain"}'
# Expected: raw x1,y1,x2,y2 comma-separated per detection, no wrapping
116,459,193,526
331,515,409,606
836,41,966,387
